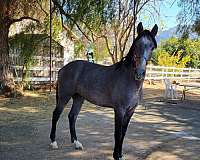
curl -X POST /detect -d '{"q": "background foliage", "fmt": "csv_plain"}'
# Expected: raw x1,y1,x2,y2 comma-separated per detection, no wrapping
153,37,200,68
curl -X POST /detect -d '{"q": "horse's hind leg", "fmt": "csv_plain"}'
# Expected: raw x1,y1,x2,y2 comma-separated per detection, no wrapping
50,96,71,149
68,94,84,150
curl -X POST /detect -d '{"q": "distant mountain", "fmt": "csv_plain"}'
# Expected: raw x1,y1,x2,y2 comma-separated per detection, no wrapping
156,26,198,43
156,27,180,43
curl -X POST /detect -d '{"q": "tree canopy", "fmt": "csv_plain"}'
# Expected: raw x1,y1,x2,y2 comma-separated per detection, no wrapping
177,0,200,36
53,0,164,63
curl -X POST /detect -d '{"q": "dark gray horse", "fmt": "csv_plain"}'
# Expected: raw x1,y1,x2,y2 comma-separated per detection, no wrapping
50,22,158,160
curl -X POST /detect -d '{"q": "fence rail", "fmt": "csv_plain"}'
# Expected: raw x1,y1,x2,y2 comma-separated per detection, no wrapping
146,65,200,80
13,63,200,83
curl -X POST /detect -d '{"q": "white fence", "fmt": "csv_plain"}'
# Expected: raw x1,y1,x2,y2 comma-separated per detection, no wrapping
146,65,200,81
13,63,200,83
13,66,61,82
12,55,64,83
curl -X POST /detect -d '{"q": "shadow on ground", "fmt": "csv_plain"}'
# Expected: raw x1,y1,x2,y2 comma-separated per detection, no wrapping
0,86,200,160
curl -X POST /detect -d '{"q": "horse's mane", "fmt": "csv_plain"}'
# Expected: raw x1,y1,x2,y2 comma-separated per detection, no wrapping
115,30,157,70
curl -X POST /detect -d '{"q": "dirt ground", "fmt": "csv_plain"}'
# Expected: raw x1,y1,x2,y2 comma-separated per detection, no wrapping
0,82,200,160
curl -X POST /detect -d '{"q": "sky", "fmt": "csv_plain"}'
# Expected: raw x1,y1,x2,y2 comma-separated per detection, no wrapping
140,0,182,31
160,0,181,29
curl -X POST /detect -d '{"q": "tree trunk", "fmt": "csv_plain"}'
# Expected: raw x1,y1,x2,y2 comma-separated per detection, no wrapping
0,19,15,95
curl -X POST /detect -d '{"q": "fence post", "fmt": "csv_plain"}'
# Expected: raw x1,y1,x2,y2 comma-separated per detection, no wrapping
180,68,183,83
188,67,191,82
161,67,164,84
149,65,152,84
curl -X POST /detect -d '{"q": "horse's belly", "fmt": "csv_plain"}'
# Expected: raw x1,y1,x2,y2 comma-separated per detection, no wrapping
87,98,114,108
85,93,113,108
76,86,113,107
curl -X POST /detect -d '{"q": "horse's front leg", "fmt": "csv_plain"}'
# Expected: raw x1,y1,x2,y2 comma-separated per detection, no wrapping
113,108,125,160
119,106,136,155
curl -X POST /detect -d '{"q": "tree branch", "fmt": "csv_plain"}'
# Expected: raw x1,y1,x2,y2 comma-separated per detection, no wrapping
75,24,91,42
37,1,48,16
61,14,79,41
11,16,39,24
103,35,115,63
137,0,151,14
121,22,134,55
53,0,95,42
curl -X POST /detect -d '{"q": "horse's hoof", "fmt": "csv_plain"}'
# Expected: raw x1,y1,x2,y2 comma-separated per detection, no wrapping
119,157,125,160
74,140,83,150
119,155,125,160
50,141,58,149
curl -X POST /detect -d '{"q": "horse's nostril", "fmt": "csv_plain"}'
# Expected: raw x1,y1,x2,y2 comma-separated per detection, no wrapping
136,69,145,75
142,71,145,76
135,69,145,80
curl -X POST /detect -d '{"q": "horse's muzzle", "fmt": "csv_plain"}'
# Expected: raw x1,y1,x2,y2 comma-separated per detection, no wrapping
135,69,145,80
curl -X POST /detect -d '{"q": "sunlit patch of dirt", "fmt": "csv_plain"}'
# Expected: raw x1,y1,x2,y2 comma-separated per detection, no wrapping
0,106,39,113
146,151,181,160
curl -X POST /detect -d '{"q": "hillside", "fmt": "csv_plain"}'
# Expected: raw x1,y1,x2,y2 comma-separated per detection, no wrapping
156,26,198,43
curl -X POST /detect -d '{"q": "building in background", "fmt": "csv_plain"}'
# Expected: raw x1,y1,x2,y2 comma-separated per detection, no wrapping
9,19,78,83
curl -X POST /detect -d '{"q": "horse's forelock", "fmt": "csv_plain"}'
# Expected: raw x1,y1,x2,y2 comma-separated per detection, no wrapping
134,30,157,48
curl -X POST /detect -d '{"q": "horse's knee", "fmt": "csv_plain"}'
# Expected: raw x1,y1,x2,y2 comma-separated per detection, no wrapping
54,107,63,114
68,112,77,122
53,107,63,120
68,105,80,120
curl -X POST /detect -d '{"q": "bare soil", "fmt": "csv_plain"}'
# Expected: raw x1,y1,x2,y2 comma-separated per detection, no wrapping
0,82,200,160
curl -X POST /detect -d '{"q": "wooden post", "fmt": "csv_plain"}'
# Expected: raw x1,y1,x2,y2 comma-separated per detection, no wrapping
180,68,183,83
49,0,52,92
162,67,164,84
188,67,191,82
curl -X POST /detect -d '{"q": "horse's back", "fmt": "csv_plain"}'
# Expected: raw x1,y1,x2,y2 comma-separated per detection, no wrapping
57,60,117,106
58,60,108,87
59,60,114,78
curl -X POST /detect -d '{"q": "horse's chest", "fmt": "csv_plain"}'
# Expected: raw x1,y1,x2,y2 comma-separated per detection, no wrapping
113,88,139,107
125,92,139,106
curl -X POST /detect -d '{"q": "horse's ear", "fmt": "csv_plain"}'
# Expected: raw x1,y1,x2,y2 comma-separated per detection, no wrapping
137,22,143,35
151,24,158,36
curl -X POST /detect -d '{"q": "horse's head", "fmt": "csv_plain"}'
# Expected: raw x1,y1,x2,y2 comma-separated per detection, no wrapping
133,22,158,80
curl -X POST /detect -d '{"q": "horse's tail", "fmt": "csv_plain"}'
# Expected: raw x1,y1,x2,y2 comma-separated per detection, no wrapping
56,81,58,105
56,68,62,105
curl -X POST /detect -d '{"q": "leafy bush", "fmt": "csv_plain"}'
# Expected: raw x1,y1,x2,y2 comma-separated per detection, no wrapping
153,37,200,68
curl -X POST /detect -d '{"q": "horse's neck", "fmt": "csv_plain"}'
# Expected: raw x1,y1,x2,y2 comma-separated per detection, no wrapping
120,63,144,91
